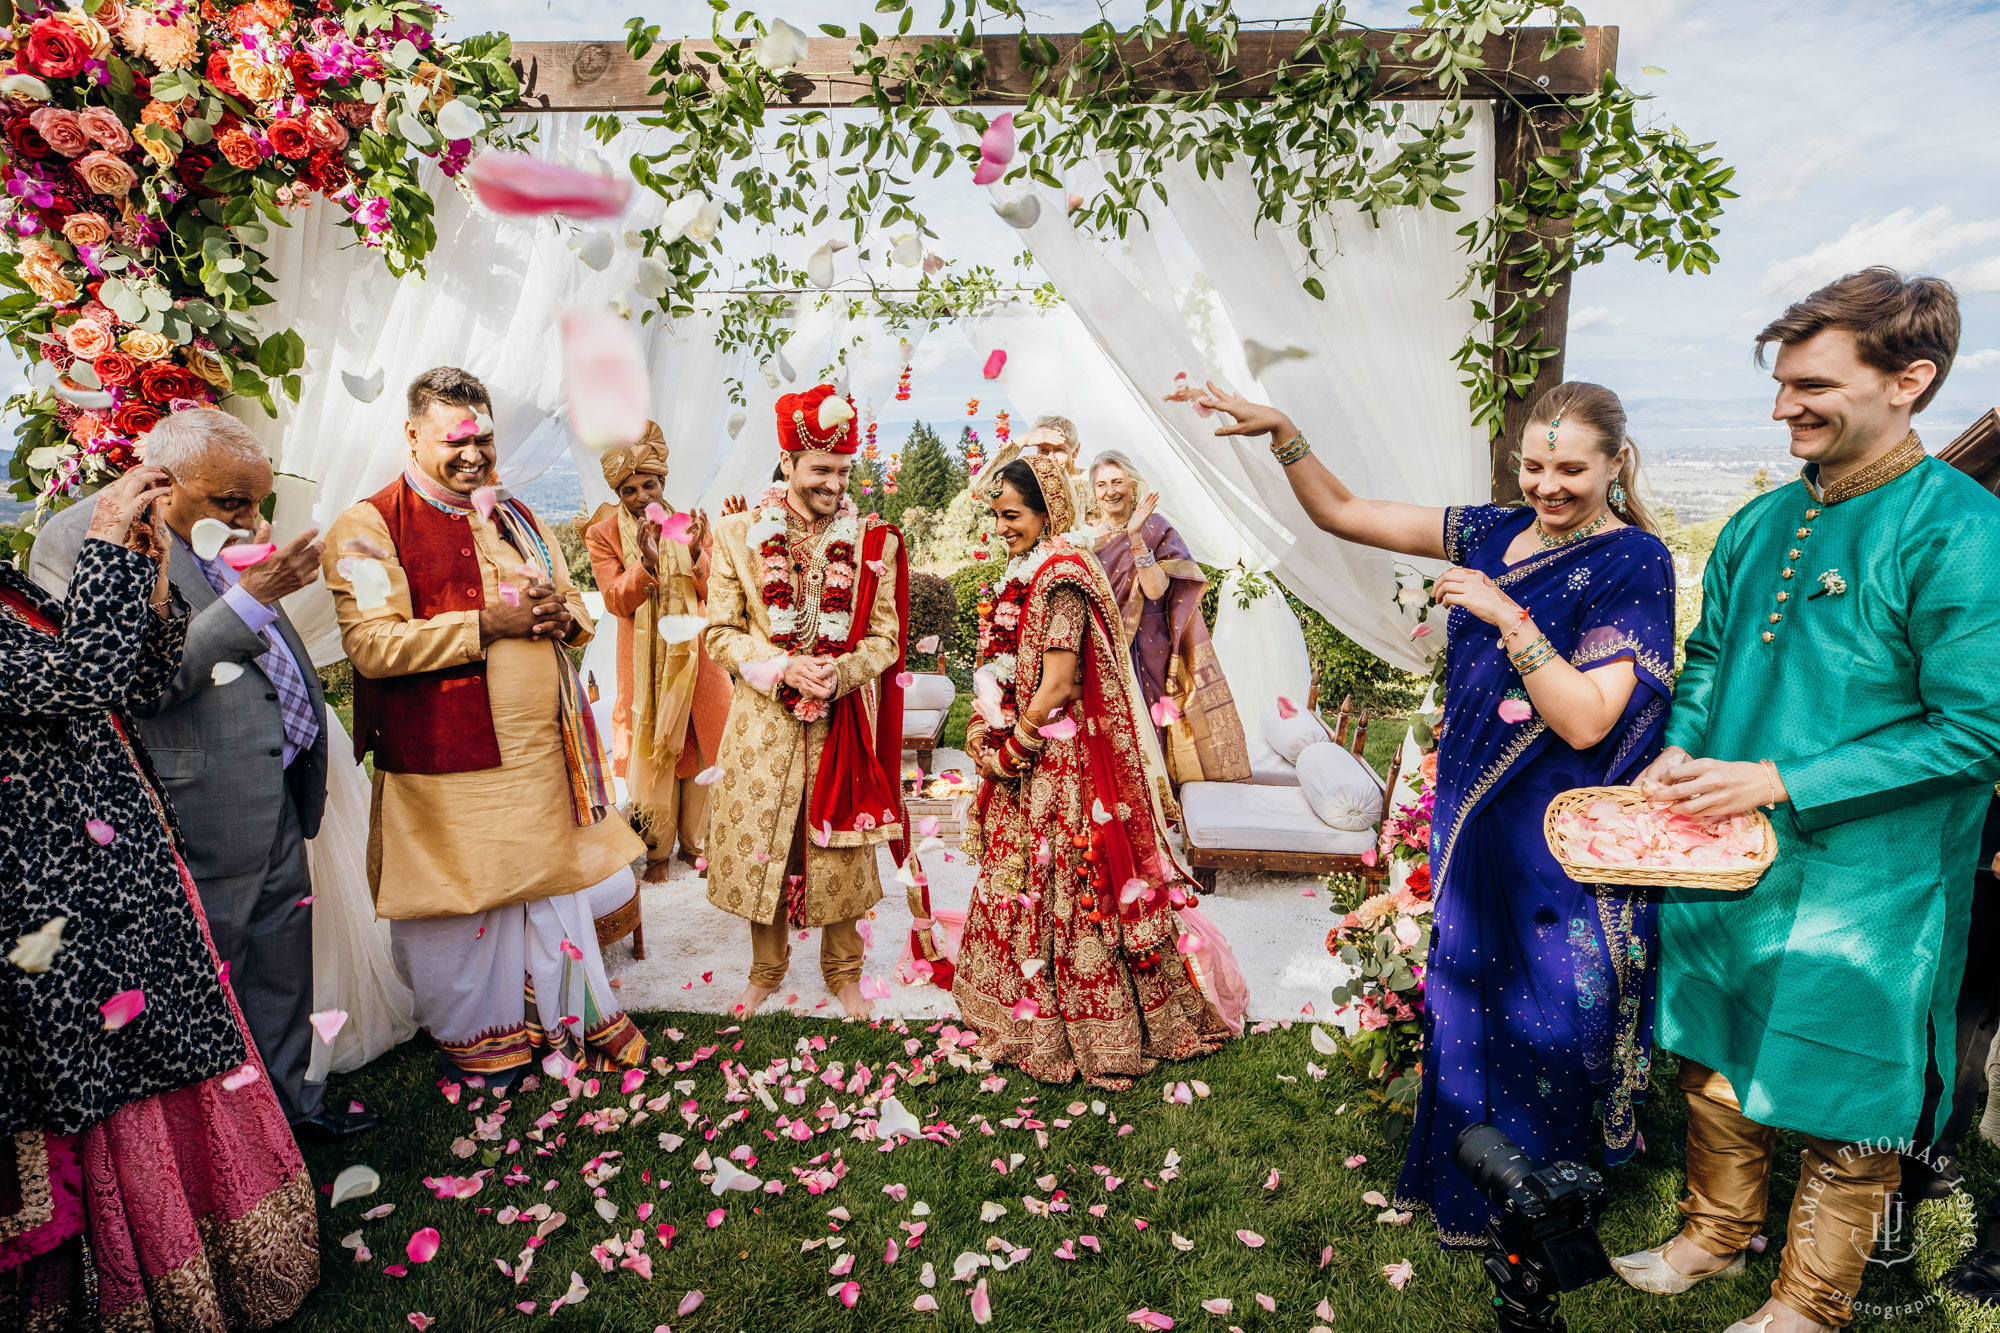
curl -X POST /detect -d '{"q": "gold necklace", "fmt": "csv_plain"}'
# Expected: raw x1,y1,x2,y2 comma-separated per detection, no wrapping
1533,511,1610,549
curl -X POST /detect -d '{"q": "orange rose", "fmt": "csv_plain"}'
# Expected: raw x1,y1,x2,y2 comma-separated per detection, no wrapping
76,149,139,197
216,127,261,170
60,211,112,247
225,51,286,103
119,328,173,362
17,254,77,305
62,318,116,360
1420,751,1437,783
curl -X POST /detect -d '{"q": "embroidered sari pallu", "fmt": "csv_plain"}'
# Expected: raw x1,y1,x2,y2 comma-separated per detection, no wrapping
1395,504,1676,1247
954,549,1235,1089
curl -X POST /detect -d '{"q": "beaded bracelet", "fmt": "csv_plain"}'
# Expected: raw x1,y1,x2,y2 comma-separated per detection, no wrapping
1271,431,1312,466
1133,548,1158,569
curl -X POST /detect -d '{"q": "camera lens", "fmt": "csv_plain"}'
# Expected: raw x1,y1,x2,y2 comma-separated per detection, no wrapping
1453,1122,1537,1201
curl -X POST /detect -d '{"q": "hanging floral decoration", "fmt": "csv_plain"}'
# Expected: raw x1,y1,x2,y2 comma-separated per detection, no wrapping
0,0,521,534
993,409,1009,443
893,363,910,402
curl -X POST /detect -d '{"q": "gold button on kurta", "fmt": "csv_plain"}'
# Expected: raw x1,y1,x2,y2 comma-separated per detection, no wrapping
324,503,645,919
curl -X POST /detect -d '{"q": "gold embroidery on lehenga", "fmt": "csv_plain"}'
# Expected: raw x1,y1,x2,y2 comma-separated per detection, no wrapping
0,1130,53,1242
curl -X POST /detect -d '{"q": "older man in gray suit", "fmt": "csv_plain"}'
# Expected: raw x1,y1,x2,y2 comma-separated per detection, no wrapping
31,408,375,1142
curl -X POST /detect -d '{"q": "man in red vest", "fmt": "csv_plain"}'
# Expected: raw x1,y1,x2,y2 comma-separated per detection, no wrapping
701,384,914,1020
322,367,647,1091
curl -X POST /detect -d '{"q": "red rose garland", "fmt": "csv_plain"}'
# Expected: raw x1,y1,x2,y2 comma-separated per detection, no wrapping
747,484,861,723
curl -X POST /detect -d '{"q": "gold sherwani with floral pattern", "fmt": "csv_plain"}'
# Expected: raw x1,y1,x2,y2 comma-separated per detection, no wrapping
701,500,902,928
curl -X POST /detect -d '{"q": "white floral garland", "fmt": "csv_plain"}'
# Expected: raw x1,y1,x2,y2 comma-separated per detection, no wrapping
748,490,860,647
987,543,1053,686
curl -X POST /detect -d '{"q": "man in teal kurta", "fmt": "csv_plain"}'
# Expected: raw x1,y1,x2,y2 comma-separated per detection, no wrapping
1612,268,2000,1333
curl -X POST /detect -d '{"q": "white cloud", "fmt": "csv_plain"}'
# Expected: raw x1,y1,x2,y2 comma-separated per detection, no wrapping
1757,207,2000,300
1958,349,2000,372
1569,305,1625,331
1746,138,1855,205
1947,254,2000,295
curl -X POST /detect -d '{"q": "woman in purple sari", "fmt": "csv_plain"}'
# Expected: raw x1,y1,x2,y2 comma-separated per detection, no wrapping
1087,451,1251,783
1202,382,1676,1248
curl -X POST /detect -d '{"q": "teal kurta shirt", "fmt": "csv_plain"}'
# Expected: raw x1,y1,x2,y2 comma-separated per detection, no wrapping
1659,445,2000,1144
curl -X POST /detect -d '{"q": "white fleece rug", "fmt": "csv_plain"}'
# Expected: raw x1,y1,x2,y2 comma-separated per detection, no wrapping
600,750,1347,1025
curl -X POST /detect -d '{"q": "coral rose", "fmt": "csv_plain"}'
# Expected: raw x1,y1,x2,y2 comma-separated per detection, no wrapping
76,150,139,197
141,22,200,72
114,401,164,438
18,254,78,306
5,117,52,161
61,211,113,247
120,328,173,362
76,107,133,153
266,118,311,160
225,52,286,103
62,318,116,360
216,128,261,170
69,410,112,443
139,99,183,133
139,361,202,404
28,107,89,158
186,347,232,389
1420,751,1437,783
24,18,92,79
287,50,321,98
94,0,131,35
52,11,115,59
93,352,138,387
303,107,348,151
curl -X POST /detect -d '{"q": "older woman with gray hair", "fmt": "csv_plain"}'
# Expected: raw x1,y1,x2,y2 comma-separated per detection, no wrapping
1087,450,1250,783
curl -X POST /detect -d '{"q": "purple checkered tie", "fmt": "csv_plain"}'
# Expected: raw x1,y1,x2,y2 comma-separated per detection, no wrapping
189,550,320,762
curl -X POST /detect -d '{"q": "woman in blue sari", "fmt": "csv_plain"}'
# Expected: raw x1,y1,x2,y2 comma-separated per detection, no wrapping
1203,381,1677,1247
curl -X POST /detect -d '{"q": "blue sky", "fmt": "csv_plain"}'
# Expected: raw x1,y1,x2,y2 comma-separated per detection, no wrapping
9,2,1997,460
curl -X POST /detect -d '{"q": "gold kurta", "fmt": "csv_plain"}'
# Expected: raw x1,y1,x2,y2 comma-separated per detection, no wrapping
701,505,902,928
323,500,645,920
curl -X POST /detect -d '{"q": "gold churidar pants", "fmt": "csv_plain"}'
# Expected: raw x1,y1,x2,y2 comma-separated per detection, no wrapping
1676,1059,1902,1328
744,806,865,992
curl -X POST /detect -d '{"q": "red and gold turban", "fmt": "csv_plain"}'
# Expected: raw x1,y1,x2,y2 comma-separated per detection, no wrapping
776,384,859,455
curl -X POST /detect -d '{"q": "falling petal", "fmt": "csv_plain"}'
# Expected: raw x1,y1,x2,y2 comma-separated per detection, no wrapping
992,197,1041,229
559,938,585,961
7,916,67,974
495,582,521,608
1242,340,1313,379
189,517,234,560
341,368,386,404
471,486,499,521
1150,697,1180,728
561,308,651,453
753,17,811,72
742,656,788,692
727,412,747,439
659,614,706,644
309,1010,348,1045
210,661,246,685
982,350,1007,380
1411,622,1433,640
806,242,837,290
1276,696,1299,720
1497,698,1534,724
350,559,392,612
1038,714,1077,740
915,635,940,654
1010,997,1040,1021
694,765,725,786
221,1063,261,1091
84,819,116,846
468,151,632,220
218,543,277,571
99,988,144,1029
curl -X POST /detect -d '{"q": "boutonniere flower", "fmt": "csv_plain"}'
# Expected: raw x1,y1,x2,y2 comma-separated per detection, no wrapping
1807,569,1848,600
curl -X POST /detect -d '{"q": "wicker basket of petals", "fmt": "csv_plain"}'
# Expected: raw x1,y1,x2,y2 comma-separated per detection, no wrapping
1543,785,1777,892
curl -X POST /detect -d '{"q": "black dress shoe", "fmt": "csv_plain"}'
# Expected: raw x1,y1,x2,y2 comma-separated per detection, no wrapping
1947,1250,2000,1306
293,1106,382,1144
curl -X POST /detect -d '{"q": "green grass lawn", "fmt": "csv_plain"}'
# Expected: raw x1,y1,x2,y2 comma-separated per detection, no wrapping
293,1012,2000,1332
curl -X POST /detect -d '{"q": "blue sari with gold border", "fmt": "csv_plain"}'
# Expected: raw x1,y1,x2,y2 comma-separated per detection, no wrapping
1395,504,1676,1247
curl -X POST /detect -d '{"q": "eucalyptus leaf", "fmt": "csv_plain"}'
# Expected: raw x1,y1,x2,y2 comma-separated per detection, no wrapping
396,111,434,149
182,118,213,145
141,286,174,312
388,38,419,70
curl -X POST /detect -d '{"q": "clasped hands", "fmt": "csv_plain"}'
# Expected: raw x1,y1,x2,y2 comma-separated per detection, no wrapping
783,656,838,700
480,580,576,646
1635,746,1788,820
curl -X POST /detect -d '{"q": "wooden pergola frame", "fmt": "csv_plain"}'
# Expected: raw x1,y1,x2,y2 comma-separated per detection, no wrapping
507,26,1621,505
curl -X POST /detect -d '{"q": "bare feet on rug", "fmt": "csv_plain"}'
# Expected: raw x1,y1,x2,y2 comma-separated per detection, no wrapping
677,847,704,871
835,981,874,1021
1661,1234,1737,1278
1727,1298,1834,1333
733,984,773,1017
642,858,674,884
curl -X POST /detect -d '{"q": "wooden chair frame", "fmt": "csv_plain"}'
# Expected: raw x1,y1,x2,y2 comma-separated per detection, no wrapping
595,890,646,960
1187,695,1402,896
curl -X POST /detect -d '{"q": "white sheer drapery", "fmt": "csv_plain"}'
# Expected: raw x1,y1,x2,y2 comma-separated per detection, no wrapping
977,103,1494,669
1211,571,1313,725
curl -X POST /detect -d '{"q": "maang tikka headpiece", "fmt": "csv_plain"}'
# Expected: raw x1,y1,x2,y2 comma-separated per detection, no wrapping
1546,411,1563,453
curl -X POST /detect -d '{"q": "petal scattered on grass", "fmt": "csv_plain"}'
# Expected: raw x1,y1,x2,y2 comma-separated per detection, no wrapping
1235,1229,1265,1248
406,1228,440,1264
1382,1259,1415,1290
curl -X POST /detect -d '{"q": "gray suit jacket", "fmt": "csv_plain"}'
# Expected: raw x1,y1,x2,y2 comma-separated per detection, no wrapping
29,498,329,882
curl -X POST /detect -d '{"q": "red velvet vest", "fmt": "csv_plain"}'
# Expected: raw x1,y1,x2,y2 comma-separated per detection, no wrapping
350,479,505,774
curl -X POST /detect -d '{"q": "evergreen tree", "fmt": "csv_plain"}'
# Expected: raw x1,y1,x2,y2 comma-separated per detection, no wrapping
897,420,961,514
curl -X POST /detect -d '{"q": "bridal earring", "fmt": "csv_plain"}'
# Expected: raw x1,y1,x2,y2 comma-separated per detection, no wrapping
1608,477,1627,509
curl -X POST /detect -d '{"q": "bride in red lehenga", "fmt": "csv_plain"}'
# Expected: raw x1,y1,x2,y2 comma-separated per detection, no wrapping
953,454,1242,1090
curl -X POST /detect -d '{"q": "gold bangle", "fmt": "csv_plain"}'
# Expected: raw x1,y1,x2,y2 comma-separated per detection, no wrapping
1758,758,1782,807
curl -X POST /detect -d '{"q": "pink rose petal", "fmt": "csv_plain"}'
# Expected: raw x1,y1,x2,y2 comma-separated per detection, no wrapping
895,671,915,688
99,989,145,1030
914,1293,938,1311
468,151,633,220
496,581,520,606
982,350,1007,380
471,485,498,521
219,543,276,571
309,1010,348,1045
1150,696,1180,728
560,307,650,452
1127,1311,1173,1329
221,1063,261,1091
1038,713,1077,740
1382,1259,1415,1290
1011,997,1040,1022
678,1290,705,1315
1235,1229,1265,1248
406,1228,441,1264
84,818,116,845
661,511,694,545
1276,696,1298,719
1497,698,1534,724
743,656,788,691
970,1277,992,1324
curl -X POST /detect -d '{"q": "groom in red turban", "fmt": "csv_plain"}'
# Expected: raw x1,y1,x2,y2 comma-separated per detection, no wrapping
698,385,919,1018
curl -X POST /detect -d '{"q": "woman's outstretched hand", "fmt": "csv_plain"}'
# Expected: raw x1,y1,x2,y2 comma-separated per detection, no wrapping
1125,490,1160,536
1200,383,1294,440
86,466,172,548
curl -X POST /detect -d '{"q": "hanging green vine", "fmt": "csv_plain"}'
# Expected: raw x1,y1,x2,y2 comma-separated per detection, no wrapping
603,0,1730,436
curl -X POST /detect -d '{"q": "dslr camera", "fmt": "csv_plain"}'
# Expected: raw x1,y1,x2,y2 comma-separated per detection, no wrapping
1452,1122,1613,1332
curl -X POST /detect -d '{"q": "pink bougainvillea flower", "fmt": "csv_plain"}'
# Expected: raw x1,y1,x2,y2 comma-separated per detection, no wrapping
1382,1259,1415,1290
468,151,633,220
1276,696,1298,719
407,1228,441,1264
85,818,117,845
1010,997,1040,1022
1497,698,1534,724
99,989,145,1030
496,582,520,607
221,1063,261,1091
971,113,1015,185
560,307,650,452
677,1290,705,1315
982,349,1007,379
1150,696,1180,728
471,485,498,520
970,1277,993,1325
1126,1311,1173,1329
1235,1229,1265,1248
219,543,277,571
